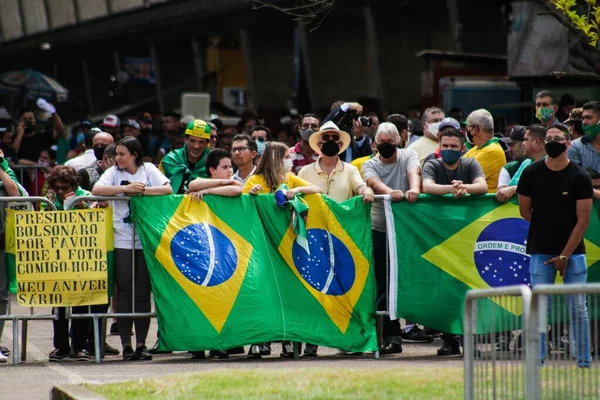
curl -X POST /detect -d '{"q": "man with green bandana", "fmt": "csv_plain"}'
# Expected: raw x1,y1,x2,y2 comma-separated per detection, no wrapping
568,101,600,199
159,119,211,194
535,90,567,129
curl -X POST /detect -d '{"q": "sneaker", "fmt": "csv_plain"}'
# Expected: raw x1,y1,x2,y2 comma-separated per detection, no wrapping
191,351,206,359
0,351,7,363
208,350,229,359
401,326,434,343
303,344,318,357
76,350,90,362
104,343,120,356
437,341,461,356
148,339,172,354
135,345,152,361
248,343,270,358
0,345,10,356
122,345,139,361
49,348,70,362
68,348,77,359
259,343,271,356
280,342,295,358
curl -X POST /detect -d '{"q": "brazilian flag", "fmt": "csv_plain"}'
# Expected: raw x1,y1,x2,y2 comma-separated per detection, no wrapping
131,194,377,352
387,194,600,334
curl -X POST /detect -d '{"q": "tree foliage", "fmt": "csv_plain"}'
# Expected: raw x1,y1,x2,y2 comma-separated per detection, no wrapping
552,0,600,46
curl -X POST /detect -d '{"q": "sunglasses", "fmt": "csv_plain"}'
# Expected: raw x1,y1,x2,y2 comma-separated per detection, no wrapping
321,134,340,142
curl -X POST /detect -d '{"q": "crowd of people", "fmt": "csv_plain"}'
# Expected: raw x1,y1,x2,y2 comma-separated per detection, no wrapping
0,89,598,365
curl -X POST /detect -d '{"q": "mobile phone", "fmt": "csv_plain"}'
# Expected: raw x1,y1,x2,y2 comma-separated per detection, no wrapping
120,180,130,186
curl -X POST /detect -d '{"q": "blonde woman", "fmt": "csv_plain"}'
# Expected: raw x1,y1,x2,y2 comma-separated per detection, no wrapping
243,141,322,197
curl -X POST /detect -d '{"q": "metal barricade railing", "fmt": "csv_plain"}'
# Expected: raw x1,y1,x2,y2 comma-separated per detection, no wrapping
464,285,532,400
0,196,57,365
65,195,156,364
529,284,600,400
12,165,47,198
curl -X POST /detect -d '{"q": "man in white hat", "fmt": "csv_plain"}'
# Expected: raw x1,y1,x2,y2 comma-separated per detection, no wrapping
298,121,374,204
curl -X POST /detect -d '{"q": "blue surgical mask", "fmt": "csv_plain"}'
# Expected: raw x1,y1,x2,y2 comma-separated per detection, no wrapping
440,149,462,165
256,140,266,155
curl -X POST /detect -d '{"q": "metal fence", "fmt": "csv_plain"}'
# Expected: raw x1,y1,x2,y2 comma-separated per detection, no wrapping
464,285,532,400
465,283,600,400
0,196,57,365
12,165,47,198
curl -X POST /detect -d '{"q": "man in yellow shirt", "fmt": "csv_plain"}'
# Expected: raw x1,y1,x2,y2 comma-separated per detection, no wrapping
463,109,506,192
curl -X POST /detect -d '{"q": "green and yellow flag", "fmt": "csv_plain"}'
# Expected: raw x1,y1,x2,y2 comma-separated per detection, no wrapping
131,194,377,352
387,195,600,334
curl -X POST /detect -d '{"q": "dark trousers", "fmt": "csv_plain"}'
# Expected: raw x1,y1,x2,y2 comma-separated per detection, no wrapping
114,249,151,348
52,305,107,351
373,230,401,338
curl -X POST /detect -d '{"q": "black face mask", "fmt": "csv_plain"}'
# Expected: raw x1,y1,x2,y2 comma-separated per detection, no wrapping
545,141,567,158
93,146,107,161
320,140,340,157
377,142,396,159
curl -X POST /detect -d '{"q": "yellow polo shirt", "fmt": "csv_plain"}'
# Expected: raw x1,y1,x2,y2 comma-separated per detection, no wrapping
407,136,438,164
351,155,373,178
298,158,366,202
463,137,506,193
243,172,311,194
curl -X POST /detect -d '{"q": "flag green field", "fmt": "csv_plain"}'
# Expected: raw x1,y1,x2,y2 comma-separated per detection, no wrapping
131,194,377,352
387,194,600,334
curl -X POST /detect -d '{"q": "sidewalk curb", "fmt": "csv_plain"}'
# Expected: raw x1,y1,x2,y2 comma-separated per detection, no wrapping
50,384,106,400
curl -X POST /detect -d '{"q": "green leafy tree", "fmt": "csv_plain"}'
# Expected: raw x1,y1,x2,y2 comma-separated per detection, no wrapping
552,0,600,46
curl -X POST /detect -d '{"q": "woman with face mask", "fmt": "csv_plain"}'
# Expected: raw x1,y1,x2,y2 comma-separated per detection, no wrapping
243,141,322,197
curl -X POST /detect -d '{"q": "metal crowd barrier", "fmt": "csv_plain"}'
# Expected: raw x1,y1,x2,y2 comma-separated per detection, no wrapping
65,195,156,364
529,284,600,400
12,164,47,198
0,197,57,365
464,285,532,400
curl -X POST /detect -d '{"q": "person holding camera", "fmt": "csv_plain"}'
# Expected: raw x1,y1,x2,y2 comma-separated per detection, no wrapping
322,101,373,162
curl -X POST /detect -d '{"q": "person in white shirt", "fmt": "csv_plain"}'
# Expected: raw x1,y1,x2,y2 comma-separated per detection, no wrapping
93,136,172,361
65,131,113,171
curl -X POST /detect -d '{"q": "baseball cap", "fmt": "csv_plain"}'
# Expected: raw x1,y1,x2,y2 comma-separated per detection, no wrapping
439,117,461,131
121,119,140,130
564,108,583,125
502,125,526,144
185,119,211,139
77,119,93,128
102,114,120,128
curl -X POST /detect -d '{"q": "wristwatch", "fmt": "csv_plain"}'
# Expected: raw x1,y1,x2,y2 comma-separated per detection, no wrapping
559,255,569,262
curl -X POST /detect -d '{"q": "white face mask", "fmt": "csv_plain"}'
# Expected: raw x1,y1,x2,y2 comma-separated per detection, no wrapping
427,122,440,136
283,158,294,173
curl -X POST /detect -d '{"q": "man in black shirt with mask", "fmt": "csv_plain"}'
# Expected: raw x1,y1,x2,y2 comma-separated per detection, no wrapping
12,103,65,163
517,125,593,368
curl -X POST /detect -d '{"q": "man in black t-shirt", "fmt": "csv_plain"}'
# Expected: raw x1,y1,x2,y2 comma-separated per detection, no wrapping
422,128,487,198
12,106,65,163
517,125,593,368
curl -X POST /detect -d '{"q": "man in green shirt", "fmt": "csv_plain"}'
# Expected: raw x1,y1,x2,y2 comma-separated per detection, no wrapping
159,119,211,194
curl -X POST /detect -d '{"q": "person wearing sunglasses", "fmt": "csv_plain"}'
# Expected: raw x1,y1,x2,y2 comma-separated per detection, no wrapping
517,125,593,369
289,114,321,174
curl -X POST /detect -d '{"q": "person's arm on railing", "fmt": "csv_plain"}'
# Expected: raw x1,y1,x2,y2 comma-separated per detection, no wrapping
188,178,240,192
144,183,173,196
0,163,20,197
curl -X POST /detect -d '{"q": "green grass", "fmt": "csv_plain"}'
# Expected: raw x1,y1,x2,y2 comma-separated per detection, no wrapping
85,367,464,400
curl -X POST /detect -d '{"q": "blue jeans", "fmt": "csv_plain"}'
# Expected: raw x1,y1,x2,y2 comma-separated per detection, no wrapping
530,254,592,367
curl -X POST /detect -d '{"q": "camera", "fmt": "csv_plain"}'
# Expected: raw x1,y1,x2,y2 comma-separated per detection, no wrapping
348,112,372,127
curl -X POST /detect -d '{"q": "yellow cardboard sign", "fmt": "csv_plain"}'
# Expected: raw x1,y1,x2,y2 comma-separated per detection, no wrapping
11,209,110,307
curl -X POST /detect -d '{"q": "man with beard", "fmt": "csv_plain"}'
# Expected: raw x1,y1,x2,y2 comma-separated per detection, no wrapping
160,119,211,194
363,122,420,355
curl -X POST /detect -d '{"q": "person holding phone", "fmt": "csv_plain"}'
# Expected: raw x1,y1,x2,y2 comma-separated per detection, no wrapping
93,137,172,361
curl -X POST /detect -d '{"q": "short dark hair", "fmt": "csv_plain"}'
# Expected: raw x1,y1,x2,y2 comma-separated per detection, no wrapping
116,136,144,167
535,90,558,105
582,101,600,113
548,124,571,140
250,125,272,139
163,112,181,120
232,134,258,153
206,149,231,178
18,108,34,118
439,128,465,143
103,144,116,159
387,114,409,133
47,165,79,190
303,113,321,123
525,124,548,140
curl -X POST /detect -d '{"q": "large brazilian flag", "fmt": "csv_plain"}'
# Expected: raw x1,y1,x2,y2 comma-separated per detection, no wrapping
387,194,600,334
130,194,377,352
